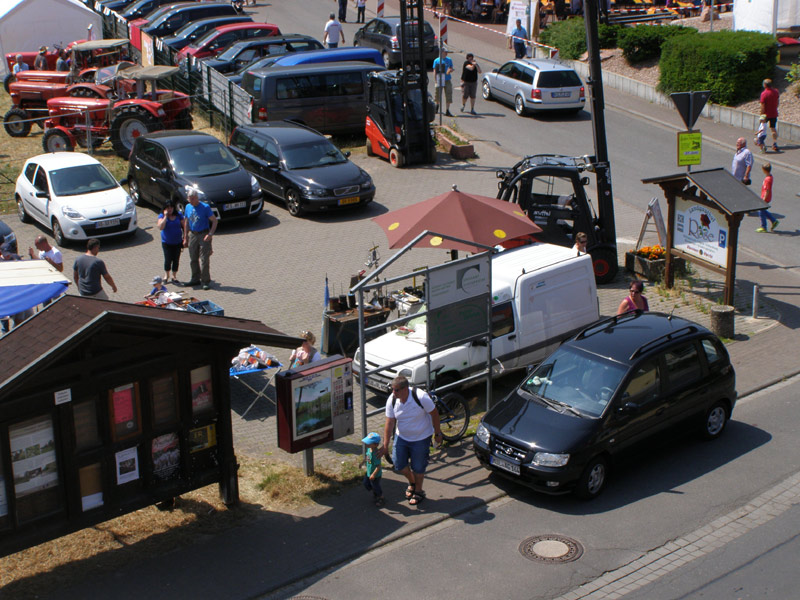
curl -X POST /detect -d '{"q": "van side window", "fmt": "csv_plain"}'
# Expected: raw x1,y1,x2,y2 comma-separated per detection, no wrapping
328,72,364,96
663,342,702,388
293,75,325,99
276,78,297,99
700,338,722,366
621,360,659,406
491,301,515,338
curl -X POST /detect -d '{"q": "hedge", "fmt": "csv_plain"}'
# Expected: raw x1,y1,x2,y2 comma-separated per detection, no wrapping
658,30,777,106
617,24,696,64
539,18,622,60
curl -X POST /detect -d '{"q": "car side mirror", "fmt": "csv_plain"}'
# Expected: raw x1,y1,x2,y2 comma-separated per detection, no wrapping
160,167,169,177
35,190,49,199
492,68,499,73
344,151,351,158
119,177,128,186
616,401,639,415
266,162,279,168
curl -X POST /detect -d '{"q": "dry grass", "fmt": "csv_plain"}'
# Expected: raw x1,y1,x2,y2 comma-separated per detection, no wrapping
0,453,363,598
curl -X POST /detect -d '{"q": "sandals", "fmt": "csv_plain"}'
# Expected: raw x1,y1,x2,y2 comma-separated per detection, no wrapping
405,484,415,499
409,490,426,506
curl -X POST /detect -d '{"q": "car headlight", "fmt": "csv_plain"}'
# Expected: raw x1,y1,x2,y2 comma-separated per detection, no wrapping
302,185,326,197
125,196,135,213
61,206,84,219
475,423,490,445
531,452,570,468
250,175,260,193
360,173,373,189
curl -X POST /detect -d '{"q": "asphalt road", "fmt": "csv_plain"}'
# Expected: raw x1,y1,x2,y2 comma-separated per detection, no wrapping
268,375,800,600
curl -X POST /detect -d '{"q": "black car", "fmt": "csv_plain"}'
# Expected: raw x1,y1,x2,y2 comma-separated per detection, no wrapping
140,2,238,39
228,122,375,217
121,0,176,21
202,34,323,75
353,16,437,68
0,219,17,256
474,311,737,499
127,131,263,221
161,15,253,51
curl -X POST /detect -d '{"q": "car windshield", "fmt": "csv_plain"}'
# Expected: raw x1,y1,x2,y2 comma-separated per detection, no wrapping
170,142,240,176
217,43,249,60
190,28,221,48
235,54,281,75
49,164,118,197
283,140,347,169
519,346,626,418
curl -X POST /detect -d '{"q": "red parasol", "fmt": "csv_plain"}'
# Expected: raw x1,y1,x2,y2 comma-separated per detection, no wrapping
372,186,542,253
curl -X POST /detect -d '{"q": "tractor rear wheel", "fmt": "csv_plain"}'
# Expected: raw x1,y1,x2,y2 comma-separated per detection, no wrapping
3,73,14,94
4,107,31,137
42,128,73,153
110,108,161,158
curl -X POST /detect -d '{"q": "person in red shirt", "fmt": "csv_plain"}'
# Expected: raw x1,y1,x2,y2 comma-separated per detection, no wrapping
756,162,779,233
759,79,780,152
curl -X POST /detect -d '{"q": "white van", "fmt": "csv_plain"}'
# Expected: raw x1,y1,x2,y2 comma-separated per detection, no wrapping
355,243,599,391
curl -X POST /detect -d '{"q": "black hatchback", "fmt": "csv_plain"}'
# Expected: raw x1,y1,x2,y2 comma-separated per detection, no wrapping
474,311,737,499
353,16,437,68
228,121,375,217
127,131,263,221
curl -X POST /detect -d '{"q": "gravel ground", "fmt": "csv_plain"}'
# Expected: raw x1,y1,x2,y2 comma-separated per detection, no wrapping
598,13,800,127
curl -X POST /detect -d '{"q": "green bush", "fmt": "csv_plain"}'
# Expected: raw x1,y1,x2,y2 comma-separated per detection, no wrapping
618,24,696,64
539,18,587,60
598,23,624,49
658,30,777,106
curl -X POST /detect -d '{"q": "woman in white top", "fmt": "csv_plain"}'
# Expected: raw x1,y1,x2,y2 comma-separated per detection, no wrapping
289,330,322,367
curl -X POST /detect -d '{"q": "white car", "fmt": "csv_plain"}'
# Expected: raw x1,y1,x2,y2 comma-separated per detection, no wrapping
15,152,137,246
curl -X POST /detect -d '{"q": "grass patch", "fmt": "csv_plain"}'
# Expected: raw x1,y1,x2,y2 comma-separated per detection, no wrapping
252,458,362,508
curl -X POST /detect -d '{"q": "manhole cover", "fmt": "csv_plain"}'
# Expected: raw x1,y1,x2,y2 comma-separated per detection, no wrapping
519,534,584,563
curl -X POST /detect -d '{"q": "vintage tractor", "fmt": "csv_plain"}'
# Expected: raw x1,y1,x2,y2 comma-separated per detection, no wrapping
2,42,78,91
41,64,192,158
4,39,131,137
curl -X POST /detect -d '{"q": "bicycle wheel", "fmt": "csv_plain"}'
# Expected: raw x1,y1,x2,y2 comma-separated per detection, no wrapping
437,392,470,442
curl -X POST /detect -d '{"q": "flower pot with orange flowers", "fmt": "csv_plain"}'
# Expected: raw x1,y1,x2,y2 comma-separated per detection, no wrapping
624,245,686,281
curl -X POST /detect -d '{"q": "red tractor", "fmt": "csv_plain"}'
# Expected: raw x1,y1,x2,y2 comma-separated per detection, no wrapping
4,39,131,137
41,64,192,158
2,42,81,91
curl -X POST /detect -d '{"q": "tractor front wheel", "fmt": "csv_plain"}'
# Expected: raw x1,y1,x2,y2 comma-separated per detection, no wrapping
42,128,74,153
4,107,31,137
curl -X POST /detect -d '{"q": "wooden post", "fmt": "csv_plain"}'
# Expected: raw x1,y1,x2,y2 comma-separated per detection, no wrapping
664,190,676,290
723,214,742,307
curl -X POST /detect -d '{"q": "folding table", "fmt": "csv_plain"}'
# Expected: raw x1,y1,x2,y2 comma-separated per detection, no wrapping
230,347,282,418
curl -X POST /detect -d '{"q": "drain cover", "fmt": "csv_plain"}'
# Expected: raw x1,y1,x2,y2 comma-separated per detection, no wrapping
519,534,584,563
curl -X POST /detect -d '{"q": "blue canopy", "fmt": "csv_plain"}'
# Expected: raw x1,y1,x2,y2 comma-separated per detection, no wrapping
0,261,70,318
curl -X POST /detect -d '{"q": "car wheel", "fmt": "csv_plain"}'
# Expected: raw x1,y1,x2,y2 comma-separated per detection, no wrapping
285,188,304,217
110,108,162,158
16,195,31,224
382,50,392,68
389,147,404,168
3,73,15,94
3,107,32,137
701,401,729,440
575,456,608,500
365,138,374,156
42,128,74,153
589,247,619,285
514,95,527,116
128,177,144,206
482,80,492,100
52,220,67,247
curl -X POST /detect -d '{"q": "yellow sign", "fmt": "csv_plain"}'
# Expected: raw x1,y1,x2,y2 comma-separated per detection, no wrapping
677,131,702,166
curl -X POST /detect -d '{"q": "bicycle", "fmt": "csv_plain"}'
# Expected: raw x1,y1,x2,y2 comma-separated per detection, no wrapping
432,388,470,443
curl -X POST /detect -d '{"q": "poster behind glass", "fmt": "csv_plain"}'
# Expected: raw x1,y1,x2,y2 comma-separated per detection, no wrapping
190,365,214,417
292,371,333,441
10,416,59,499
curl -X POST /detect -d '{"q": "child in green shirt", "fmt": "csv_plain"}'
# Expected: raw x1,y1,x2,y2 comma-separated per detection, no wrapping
362,432,384,507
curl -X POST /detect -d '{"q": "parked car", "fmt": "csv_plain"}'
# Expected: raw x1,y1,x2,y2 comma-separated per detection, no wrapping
229,46,383,85
241,61,384,135
201,35,323,75
121,0,178,22
352,16,437,68
177,22,282,62
15,153,138,246
135,2,238,44
127,130,263,221
0,219,17,256
473,311,737,499
161,15,253,50
229,121,375,217
481,58,586,116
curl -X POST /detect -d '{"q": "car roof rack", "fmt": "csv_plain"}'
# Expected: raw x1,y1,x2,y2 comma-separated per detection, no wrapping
629,325,699,361
574,310,641,340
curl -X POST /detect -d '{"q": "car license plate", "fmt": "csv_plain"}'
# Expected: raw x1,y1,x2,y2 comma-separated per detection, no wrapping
551,91,571,98
366,376,386,390
95,218,120,228
226,201,246,210
338,196,360,206
491,455,520,475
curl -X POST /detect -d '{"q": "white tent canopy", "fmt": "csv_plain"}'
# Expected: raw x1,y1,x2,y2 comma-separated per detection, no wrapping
0,0,102,75
733,0,800,34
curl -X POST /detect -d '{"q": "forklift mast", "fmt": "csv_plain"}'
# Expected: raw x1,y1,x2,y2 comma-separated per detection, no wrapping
397,0,434,163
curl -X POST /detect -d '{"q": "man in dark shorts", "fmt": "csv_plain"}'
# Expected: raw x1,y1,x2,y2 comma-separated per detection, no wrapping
73,239,117,299
759,78,780,152
460,53,482,114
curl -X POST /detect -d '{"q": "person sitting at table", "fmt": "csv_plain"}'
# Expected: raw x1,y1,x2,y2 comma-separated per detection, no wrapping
289,330,322,368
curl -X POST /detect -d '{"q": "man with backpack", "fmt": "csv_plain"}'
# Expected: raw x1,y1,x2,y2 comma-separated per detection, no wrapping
381,375,443,506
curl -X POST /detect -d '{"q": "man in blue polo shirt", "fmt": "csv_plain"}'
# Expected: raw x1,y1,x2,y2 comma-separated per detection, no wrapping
182,187,217,290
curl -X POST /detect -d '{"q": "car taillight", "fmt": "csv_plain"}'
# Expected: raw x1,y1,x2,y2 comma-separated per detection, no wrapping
531,89,542,100
390,35,399,49
258,106,267,121
579,86,585,98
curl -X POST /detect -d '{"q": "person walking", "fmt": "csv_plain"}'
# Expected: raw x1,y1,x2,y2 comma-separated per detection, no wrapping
731,137,753,185
361,432,385,507
433,49,454,116
355,0,366,23
73,239,117,299
756,162,779,233
460,52,481,114
182,187,217,290
759,78,780,152
28,235,63,272
323,13,345,48
617,280,649,315
157,199,184,283
381,375,443,507
508,18,528,59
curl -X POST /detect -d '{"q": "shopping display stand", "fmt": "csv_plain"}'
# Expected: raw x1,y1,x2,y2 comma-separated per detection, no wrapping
229,346,282,418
